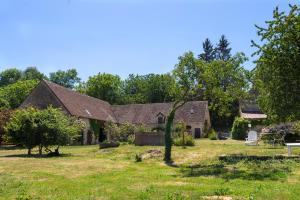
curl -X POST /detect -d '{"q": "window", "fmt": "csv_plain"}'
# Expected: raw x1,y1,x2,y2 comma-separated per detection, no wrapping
158,116,165,124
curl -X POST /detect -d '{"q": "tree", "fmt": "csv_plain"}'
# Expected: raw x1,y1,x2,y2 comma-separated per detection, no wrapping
198,38,215,62
202,53,249,128
49,69,80,89
86,73,122,104
164,51,202,162
122,74,148,104
0,68,22,87
0,80,38,108
252,5,300,122
5,107,39,155
143,74,177,103
22,67,46,81
5,107,85,155
216,35,231,61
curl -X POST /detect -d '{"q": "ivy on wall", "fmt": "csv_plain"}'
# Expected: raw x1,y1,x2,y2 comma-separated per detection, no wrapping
89,119,100,137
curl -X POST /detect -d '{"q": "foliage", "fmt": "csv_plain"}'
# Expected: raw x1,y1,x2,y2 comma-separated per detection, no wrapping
135,124,150,133
216,35,231,61
119,122,136,142
0,109,12,145
203,120,209,137
86,73,122,104
202,53,249,128
198,38,215,62
89,119,101,137
22,67,46,81
121,73,177,104
104,121,121,142
0,68,22,87
252,5,300,121
208,129,217,140
74,81,87,94
104,122,146,143
0,98,10,111
49,68,80,89
173,121,186,138
231,117,250,140
0,80,38,108
5,107,84,155
173,134,195,146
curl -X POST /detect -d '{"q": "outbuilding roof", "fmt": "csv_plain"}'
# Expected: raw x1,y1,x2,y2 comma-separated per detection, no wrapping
22,80,209,124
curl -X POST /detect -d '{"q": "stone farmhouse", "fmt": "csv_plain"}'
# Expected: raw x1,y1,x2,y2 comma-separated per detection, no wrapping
21,80,211,144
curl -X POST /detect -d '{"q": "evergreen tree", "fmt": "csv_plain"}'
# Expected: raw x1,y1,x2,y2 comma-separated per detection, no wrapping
198,38,215,62
216,35,231,61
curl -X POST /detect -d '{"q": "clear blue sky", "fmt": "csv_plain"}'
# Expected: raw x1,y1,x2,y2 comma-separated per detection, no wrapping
0,0,298,80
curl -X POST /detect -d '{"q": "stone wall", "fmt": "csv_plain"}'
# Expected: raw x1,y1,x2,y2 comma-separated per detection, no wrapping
134,132,165,146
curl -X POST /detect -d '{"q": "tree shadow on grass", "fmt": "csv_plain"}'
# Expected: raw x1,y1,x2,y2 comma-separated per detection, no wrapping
1,153,72,158
0,145,24,150
180,154,299,181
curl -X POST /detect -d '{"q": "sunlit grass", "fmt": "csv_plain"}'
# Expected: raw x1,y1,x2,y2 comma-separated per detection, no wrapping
1,139,300,200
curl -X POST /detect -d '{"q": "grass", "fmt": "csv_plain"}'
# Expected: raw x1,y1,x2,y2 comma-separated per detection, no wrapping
1,139,300,200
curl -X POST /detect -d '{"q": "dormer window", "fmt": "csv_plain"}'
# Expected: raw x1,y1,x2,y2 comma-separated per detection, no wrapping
158,116,165,124
157,112,165,124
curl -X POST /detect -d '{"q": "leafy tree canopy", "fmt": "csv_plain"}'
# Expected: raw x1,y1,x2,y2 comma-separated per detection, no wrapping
0,80,38,108
22,67,46,81
49,69,80,89
86,73,122,104
252,4,300,122
0,68,22,87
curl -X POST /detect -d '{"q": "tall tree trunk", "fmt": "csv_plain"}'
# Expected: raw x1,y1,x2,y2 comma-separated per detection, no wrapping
164,109,176,162
28,148,31,155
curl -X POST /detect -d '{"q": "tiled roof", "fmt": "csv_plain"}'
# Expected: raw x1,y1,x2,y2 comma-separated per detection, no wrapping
43,80,117,122
240,100,267,119
112,101,208,124
25,80,209,124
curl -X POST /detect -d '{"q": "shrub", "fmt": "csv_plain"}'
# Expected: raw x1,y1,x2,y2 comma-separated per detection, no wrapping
104,121,121,142
136,124,151,133
0,109,12,145
119,122,136,142
105,122,138,142
231,117,250,140
99,141,120,149
208,129,217,140
173,133,195,146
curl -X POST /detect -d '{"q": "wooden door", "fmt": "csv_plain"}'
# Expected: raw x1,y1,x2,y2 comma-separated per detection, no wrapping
194,128,201,138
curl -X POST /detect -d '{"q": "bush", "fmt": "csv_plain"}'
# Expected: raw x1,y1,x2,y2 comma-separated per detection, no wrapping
99,141,120,149
231,117,250,140
105,122,139,143
208,129,217,140
173,133,195,146
0,109,12,145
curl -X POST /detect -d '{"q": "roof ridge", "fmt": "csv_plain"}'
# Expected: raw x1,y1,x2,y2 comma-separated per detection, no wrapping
112,100,208,107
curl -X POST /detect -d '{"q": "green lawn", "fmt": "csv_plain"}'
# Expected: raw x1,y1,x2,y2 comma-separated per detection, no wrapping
1,139,300,200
